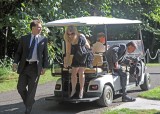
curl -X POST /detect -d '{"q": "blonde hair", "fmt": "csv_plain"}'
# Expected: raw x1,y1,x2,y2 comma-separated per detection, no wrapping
64,25,79,43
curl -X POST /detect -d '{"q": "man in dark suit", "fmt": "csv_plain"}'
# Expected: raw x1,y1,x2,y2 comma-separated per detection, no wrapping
105,41,137,102
12,20,49,114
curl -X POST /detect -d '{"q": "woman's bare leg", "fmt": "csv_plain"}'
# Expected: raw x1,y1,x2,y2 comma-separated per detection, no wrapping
78,67,85,98
70,67,79,97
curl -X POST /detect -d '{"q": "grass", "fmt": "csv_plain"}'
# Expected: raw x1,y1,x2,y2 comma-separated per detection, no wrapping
38,69,59,84
103,109,160,114
146,63,160,67
0,68,12,80
138,86,160,100
0,69,59,93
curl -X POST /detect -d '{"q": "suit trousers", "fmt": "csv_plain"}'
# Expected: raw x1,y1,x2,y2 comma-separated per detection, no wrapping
17,62,39,107
114,68,127,96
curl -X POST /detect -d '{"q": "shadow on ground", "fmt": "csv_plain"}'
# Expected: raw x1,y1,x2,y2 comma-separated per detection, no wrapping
0,96,109,114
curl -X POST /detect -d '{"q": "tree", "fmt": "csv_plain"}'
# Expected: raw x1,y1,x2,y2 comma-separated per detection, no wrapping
0,0,160,61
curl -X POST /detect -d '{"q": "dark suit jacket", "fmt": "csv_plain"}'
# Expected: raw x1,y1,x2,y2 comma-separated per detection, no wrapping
14,34,49,75
106,44,127,70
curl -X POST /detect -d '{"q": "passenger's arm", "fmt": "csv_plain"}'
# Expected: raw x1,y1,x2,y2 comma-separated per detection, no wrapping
82,34,90,49
85,40,90,49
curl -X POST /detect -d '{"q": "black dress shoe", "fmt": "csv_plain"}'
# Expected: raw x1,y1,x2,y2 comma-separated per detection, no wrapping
122,95,136,102
25,106,32,114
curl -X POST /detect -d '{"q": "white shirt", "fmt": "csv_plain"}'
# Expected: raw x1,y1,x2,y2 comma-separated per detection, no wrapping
27,34,39,62
92,42,106,53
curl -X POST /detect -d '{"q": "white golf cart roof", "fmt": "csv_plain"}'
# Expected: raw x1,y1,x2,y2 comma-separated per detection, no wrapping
45,16,142,27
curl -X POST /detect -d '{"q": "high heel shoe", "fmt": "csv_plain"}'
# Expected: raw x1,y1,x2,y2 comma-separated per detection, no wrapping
70,89,76,98
79,90,83,99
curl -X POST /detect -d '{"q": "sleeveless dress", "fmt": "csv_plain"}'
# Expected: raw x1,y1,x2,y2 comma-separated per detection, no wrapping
71,35,86,67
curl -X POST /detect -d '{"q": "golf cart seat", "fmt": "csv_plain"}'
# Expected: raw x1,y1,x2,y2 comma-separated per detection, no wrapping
63,54,104,74
84,54,104,74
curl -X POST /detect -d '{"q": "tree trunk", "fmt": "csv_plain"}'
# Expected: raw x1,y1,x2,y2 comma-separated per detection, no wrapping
4,27,8,56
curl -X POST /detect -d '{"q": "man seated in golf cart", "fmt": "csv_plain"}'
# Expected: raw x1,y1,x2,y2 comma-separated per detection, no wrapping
105,41,137,102
92,32,106,53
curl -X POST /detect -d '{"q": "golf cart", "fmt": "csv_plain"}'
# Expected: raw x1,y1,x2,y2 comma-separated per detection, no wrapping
45,16,151,107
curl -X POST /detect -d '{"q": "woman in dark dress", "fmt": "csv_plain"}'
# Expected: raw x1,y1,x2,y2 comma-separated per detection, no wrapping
64,25,90,99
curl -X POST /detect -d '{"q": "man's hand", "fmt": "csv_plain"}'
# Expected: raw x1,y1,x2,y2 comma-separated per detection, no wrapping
64,63,69,68
41,68,46,75
12,63,18,72
114,62,121,69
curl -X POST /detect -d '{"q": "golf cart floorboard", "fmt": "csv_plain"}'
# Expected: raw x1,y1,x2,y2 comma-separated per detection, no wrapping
127,82,137,89
45,96,100,103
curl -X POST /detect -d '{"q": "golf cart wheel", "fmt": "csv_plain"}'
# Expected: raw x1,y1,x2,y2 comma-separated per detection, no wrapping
140,73,151,91
96,85,113,107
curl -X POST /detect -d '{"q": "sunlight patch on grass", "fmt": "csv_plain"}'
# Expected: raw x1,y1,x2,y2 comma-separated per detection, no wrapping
0,79,18,92
39,70,59,84
0,70,58,93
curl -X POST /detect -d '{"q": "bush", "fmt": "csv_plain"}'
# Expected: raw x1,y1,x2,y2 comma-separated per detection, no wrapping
0,56,14,81
0,56,13,69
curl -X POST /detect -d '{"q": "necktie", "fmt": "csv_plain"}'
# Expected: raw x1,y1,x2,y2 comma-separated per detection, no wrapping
27,36,36,59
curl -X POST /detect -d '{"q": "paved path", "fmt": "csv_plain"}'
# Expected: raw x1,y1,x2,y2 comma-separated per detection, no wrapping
146,66,160,74
0,82,55,106
113,98,160,110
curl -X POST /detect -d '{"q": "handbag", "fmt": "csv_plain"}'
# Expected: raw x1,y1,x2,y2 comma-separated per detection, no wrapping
86,48,94,68
75,45,88,64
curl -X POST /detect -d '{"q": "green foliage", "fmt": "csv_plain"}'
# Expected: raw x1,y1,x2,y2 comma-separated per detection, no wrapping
2,0,64,60
0,56,14,81
0,56,13,71
4,2,50,39
1,0,160,60
0,68,9,77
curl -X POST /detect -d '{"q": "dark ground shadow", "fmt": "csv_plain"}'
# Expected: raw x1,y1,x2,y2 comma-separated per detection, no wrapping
0,88,144,114
1,90,159,114
0,96,111,114
0,101,25,114
0,93,127,114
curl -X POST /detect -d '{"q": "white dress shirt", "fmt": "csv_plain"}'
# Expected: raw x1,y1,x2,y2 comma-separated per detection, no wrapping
92,42,106,53
27,34,39,62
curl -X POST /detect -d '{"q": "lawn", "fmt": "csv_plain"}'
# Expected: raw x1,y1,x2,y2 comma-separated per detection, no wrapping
146,63,160,66
0,69,59,92
138,86,160,100
103,109,160,114
0,63,159,93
